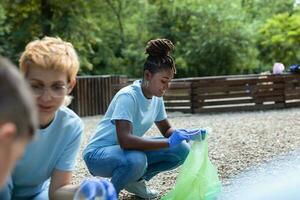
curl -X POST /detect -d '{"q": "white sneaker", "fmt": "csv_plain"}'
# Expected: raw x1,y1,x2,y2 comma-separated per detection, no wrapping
125,179,158,199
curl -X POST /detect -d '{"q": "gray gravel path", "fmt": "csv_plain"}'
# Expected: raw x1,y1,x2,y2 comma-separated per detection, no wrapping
72,107,300,199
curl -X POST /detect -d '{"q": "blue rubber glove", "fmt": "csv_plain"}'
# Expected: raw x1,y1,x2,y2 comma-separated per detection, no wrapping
76,177,117,200
101,178,118,200
188,129,207,141
168,129,190,147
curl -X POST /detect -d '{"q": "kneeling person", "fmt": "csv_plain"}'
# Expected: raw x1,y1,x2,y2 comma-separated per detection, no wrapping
83,38,201,199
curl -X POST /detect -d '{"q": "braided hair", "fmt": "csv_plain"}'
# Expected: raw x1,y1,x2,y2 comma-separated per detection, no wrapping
144,38,176,74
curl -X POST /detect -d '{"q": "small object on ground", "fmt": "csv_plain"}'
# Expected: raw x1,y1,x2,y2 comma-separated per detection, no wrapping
272,62,285,74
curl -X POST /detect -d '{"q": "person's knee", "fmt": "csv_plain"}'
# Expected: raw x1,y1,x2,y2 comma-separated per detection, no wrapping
82,152,94,173
125,151,147,178
83,151,91,167
175,142,190,164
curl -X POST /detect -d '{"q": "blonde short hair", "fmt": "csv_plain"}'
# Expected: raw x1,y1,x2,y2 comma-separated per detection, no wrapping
19,36,79,82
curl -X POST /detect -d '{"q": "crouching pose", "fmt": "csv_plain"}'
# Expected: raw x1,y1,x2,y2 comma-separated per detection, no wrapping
83,38,201,199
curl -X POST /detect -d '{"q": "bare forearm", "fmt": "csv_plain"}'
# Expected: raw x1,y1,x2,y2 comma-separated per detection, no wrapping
163,127,174,138
155,119,174,138
120,136,169,150
116,120,171,150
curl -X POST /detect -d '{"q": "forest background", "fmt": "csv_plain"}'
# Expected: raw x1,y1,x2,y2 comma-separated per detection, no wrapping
0,0,299,78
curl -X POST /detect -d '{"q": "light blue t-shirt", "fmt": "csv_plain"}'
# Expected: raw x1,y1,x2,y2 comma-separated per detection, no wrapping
83,80,167,154
12,106,83,197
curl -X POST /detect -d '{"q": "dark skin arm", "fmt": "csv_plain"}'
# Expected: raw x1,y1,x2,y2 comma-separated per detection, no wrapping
155,119,174,138
115,119,174,150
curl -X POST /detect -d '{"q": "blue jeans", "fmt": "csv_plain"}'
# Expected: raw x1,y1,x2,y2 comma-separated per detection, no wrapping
83,139,190,193
0,176,49,200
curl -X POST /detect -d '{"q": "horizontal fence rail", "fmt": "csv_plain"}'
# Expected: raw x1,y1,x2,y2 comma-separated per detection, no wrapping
69,73,300,116
69,75,128,116
112,73,300,114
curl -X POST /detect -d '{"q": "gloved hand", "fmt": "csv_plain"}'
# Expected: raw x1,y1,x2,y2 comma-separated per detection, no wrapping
101,179,118,200
188,129,207,141
168,129,191,147
176,128,208,141
74,177,117,200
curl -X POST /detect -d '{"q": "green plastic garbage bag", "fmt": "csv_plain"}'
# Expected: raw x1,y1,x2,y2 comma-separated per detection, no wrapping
161,139,221,200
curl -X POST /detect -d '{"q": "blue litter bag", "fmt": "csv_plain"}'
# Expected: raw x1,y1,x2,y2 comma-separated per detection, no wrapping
161,139,221,200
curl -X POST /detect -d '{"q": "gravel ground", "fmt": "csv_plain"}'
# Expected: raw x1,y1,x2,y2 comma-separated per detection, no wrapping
72,107,300,199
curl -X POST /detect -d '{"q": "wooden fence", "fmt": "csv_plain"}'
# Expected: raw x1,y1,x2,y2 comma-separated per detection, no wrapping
69,73,300,116
69,75,128,116
173,73,300,113
112,73,300,114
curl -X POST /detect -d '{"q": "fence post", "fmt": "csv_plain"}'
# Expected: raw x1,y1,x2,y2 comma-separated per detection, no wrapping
191,80,200,113
69,75,128,117
275,75,285,106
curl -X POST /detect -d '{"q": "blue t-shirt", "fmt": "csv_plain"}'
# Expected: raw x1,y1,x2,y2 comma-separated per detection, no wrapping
12,106,83,197
83,80,167,154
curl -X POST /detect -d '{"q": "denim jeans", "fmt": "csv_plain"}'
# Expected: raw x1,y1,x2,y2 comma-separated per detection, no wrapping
83,139,190,193
0,176,49,200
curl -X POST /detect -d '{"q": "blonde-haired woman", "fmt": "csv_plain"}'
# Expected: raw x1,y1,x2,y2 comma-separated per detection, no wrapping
1,37,83,200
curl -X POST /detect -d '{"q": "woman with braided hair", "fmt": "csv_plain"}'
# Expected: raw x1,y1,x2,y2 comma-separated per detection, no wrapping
83,38,202,199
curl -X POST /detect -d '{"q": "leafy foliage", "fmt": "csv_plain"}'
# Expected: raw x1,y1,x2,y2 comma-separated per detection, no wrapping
0,0,298,77
0,3,10,56
258,11,300,67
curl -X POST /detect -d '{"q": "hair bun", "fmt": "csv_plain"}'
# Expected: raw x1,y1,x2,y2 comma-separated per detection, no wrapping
145,38,174,57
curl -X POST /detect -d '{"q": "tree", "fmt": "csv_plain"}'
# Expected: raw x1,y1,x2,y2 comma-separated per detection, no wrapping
1,0,297,78
0,0,100,73
0,3,11,56
258,11,300,66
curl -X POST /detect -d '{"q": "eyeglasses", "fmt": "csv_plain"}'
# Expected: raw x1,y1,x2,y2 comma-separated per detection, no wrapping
29,83,69,98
